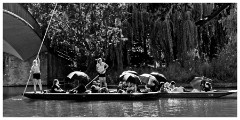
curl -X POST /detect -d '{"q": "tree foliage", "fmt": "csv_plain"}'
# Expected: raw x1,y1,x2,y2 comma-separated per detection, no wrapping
20,3,237,83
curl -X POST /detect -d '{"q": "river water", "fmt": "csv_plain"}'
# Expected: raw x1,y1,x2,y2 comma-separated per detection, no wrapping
3,87,237,117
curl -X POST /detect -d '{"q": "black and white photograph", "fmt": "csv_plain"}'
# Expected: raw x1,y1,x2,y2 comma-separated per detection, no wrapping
2,1,238,117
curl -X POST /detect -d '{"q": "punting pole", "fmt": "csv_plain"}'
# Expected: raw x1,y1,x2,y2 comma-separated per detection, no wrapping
22,3,58,98
22,74,32,97
85,75,99,88
37,3,58,57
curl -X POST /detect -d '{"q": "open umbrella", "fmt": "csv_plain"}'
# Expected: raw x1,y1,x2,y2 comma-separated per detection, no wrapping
118,72,141,85
150,72,167,83
139,73,158,85
67,71,90,85
190,77,212,91
119,70,138,78
123,70,138,76
118,71,137,82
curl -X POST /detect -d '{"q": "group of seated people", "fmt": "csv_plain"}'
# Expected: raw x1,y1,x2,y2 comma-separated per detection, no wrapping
159,81,187,93
90,80,109,93
47,77,213,93
116,80,186,93
46,78,108,93
117,81,141,93
47,79,86,93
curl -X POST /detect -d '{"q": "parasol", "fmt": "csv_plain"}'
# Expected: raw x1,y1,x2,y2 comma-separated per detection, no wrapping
139,73,158,85
67,71,90,85
190,76,212,91
118,72,141,85
150,72,167,83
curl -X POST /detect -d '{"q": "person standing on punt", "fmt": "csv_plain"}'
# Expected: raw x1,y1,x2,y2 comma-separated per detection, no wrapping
30,56,42,93
96,58,109,88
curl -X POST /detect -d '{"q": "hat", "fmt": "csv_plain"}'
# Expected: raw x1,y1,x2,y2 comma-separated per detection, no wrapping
95,58,102,60
170,81,176,85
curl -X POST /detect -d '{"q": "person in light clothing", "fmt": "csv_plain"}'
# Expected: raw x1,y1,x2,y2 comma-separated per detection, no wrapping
96,58,109,88
30,57,42,93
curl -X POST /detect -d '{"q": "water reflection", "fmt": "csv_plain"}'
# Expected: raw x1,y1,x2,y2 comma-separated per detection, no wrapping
158,98,187,116
3,96,237,117
121,101,159,117
3,87,237,117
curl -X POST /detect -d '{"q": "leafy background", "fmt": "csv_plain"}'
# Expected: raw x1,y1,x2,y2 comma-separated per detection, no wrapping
19,3,237,84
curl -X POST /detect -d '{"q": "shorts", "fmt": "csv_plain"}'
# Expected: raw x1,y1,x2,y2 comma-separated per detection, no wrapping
99,79,106,83
33,73,41,79
99,73,105,77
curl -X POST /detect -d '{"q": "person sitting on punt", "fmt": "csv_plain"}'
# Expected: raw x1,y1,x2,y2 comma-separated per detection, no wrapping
91,81,101,93
162,82,172,93
203,82,212,92
117,81,127,93
69,82,86,93
145,76,159,92
169,81,176,90
159,82,166,93
100,87,109,93
126,82,137,93
199,77,213,92
136,84,141,93
117,81,124,93
50,79,65,93
167,81,187,93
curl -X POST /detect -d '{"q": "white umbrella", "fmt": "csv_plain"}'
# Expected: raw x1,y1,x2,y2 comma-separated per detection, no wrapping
150,72,167,83
139,73,157,84
118,72,141,85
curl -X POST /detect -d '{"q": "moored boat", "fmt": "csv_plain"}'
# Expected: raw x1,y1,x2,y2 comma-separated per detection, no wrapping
157,90,237,98
23,90,237,100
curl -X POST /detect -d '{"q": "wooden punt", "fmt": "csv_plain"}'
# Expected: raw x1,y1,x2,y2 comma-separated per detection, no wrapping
23,92,160,100
23,90,236,100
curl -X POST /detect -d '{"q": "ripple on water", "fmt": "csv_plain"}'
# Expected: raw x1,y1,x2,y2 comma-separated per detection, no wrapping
3,90,237,117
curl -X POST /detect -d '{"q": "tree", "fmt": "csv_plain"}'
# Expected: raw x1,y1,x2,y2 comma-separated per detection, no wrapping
21,3,236,83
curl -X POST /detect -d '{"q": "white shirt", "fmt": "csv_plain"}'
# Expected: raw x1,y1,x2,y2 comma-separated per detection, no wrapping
31,64,40,73
96,62,107,74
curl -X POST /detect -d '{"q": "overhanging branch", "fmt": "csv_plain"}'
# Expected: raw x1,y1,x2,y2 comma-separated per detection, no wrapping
195,3,232,26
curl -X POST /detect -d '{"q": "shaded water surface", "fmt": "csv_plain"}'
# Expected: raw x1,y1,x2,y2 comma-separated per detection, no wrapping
3,87,237,117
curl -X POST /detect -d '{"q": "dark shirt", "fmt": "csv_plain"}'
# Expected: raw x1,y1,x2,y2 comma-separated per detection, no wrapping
146,80,160,92
76,84,87,93
51,84,62,93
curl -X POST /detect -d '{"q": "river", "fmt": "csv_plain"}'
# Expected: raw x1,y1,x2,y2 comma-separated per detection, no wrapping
3,87,237,117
